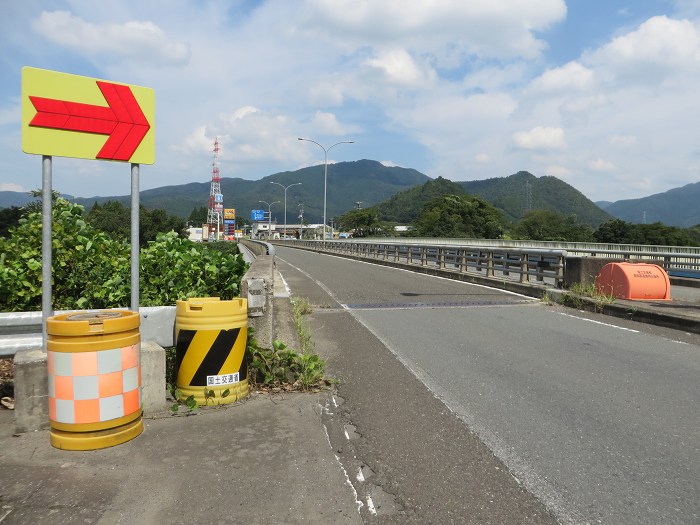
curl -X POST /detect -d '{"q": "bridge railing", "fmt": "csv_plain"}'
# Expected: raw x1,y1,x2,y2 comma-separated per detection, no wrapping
274,239,568,287
274,238,700,278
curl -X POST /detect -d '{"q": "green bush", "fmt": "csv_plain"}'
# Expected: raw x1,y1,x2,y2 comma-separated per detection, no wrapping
140,232,247,306
248,336,326,390
0,198,248,311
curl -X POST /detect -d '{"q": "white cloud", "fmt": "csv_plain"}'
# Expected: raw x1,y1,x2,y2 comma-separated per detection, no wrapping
300,0,566,61
364,48,435,86
380,160,398,167
560,94,608,115
174,125,213,156
229,106,259,122
586,16,700,85
312,111,350,135
589,158,617,172
530,61,594,92
513,126,567,151
31,10,190,66
309,81,345,106
475,153,491,163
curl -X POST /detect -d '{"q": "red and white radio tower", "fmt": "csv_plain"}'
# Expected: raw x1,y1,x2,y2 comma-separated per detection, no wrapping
206,138,222,239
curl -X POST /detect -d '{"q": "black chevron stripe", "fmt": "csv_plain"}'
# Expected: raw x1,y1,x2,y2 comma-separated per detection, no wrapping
175,329,196,381
190,328,241,386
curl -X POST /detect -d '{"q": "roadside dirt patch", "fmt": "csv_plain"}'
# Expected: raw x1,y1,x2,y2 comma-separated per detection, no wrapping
0,358,14,401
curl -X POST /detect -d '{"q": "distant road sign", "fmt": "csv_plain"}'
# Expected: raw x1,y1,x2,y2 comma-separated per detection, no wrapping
251,209,265,221
21,67,155,164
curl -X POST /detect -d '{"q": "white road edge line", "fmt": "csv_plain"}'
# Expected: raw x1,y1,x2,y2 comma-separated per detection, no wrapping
366,495,377,515
558,312,640,332
319,402,364,515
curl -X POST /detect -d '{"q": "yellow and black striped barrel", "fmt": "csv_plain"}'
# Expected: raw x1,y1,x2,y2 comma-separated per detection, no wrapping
46,310,143,451
175,297,248,405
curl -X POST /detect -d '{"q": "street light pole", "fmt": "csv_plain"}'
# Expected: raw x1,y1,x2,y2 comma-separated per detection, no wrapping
269,181,302,239
298,137,354,239
259,200,280,240
298,203,304,240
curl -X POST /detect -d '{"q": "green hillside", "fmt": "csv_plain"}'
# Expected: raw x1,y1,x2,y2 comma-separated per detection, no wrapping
69,160,431,223
0,166,619,230
375,177,468,223
459,171,612,228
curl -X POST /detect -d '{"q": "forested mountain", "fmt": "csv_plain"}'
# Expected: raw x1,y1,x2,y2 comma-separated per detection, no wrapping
375,177,468,223
7,164,697,229
458,171,612,228
603,181,700,227
0,160,430,223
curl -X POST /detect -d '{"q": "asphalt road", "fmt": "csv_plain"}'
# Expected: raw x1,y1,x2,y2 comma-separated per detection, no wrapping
274,246,700,525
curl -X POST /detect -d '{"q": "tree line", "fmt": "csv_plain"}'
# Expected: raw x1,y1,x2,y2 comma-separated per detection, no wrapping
337,195,700,247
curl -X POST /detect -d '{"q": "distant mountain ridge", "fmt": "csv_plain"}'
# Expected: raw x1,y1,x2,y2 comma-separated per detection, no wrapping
3,162,697,228
0,160,431,223
602,181,700,227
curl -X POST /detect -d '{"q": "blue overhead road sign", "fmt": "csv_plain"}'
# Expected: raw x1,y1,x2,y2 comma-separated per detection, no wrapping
251,209,265,221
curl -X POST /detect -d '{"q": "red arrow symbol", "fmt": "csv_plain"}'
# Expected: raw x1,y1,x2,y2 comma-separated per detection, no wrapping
29,81,150,161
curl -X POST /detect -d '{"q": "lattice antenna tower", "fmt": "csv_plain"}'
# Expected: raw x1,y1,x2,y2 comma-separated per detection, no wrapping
207,138,222,234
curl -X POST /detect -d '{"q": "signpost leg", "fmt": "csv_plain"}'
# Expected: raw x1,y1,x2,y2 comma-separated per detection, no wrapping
131,163,140,312
41,156,53,352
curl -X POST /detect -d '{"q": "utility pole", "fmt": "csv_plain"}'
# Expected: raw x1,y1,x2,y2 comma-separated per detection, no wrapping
298,203,304,239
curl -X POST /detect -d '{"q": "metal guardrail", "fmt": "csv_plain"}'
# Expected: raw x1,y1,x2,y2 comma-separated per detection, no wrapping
240,239,275,256
274,239,567,287
0,307,177,358
277,238,700,276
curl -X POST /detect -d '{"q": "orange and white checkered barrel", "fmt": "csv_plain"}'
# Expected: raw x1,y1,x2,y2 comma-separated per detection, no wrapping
46,310,143,451
175,297,248,406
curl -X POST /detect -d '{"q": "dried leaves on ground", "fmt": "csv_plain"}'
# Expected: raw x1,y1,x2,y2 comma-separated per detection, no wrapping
0,358,12,382
0,358,14,408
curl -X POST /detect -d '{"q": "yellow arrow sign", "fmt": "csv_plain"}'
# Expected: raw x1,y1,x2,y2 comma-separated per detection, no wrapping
21,67,155,164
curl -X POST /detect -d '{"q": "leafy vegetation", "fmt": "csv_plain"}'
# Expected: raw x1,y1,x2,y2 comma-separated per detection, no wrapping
412,194,505,238
248,296,327,390
248,337,326,391
562,283,616,312
594,219,699,246
139,232,247,306
0,198,247,311
0,206,22,237
512,210,595,242
337,208,386,237
375,177,467,224
291,296,313,354
86,200,186,246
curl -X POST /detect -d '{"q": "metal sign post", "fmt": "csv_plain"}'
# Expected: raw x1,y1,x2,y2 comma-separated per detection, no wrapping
131,163,140,312
41,156,52,351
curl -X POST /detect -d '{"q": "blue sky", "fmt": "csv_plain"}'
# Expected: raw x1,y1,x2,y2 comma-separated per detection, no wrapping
2,0,700,204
